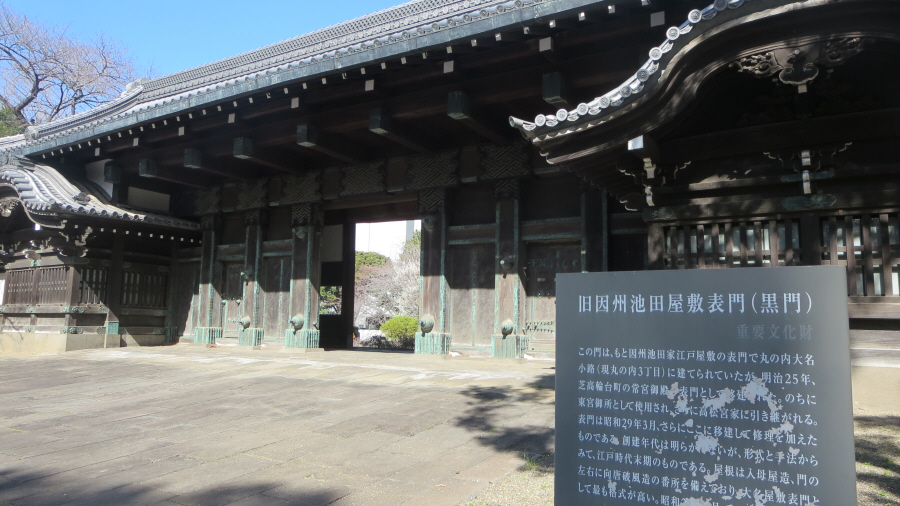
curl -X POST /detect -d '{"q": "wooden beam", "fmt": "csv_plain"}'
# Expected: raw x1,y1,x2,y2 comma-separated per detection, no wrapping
368,108,433,154
494,31,524,44
445,44,475,56
183,148,250,181
549,17,579,30
296,123,365,164
660,108,900,164
469,36,498,49
233,137,301,174
523,24,551,37
447,91,507,145
138,158,208,189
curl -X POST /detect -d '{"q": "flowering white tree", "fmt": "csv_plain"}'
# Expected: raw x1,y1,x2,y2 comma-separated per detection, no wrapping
354,232,420,329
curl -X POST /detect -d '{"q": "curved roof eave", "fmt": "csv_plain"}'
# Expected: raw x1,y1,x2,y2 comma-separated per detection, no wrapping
509,0,814,143
0,157,201,231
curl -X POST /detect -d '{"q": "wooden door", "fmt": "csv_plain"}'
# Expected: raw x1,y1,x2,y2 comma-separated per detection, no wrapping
523,242,581,345
261,256,291,338
447,244,495,348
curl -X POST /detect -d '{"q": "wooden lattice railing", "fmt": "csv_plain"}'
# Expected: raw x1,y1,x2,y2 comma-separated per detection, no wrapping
820,214,900,297
121,270,168,309
662,219,801,269
4,267,69,305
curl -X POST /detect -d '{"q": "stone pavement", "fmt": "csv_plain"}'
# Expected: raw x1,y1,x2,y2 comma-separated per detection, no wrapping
0,346,556,506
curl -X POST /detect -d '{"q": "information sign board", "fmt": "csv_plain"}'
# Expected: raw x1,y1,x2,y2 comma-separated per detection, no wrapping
556,267,855,506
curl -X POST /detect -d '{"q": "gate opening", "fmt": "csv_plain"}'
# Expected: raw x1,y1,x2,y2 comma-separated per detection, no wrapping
352,220,420,350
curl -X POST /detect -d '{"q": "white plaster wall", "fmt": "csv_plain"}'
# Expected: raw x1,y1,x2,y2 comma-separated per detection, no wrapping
84,159,113,198
321,225,343,262
127,187,171,213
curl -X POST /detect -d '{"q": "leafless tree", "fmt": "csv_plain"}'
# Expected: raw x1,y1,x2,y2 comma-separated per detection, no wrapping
0,2,138,129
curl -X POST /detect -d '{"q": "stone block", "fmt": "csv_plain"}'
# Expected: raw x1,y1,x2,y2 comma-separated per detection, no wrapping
121,334,167,347
238,328,264,346
66,332,104,352
194,327,223,344
414,332,451,355
0,332,67,354
491,334,529,358
285,329,320,348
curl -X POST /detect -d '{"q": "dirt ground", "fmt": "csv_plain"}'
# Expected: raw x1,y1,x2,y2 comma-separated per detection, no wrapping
463,413,900,506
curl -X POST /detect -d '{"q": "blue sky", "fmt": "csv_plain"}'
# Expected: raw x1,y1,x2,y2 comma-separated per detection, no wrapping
9,0,404,77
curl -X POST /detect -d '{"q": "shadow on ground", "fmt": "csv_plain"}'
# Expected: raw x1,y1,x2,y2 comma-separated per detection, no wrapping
451,371,556,458
0,466,347,506
855,414,900,506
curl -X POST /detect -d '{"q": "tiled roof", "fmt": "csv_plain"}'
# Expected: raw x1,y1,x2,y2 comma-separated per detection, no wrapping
0,157,200,230
4,0,590,155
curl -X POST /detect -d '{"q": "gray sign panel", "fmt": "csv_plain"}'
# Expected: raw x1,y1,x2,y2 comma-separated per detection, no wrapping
556,266,855,506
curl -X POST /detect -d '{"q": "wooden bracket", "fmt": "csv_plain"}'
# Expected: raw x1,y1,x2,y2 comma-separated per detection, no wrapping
543,72,568,106
447,91,507,145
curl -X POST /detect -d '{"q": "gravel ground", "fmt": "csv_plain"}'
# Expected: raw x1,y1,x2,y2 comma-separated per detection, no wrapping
461,451,554,506
856,411,900,505
461,414,900,506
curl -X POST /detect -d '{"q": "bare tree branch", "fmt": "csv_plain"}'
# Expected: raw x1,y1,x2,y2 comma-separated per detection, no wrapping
0,2,138,129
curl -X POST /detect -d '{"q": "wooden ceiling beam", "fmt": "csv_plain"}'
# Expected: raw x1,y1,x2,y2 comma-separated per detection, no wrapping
446,91,508,145
138,159,208,189
183,148,251,181
233,137,302,174
296,123,366,164
368,108,434,154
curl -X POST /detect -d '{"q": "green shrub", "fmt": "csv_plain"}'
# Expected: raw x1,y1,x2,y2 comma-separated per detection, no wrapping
379,316,418,348
355,251,388,273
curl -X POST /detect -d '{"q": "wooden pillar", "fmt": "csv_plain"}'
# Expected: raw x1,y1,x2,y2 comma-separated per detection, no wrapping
582,185,608,273
647,223,666,270
415,189,451,354
492,179,526,358
286,204,322,348
195,215,222,344
63,252,84,346
164,241,179,343
104,231,125,347
799,213,821,267
341,221,356,349
238,209,265,346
